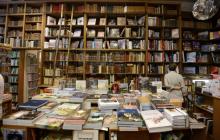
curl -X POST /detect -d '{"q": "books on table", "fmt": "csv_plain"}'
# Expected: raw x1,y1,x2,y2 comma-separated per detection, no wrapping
164,108,189,128
141,110,172,133
3,111,44,127
18,100,48,110
83,111,104,129
63,109,90,130
34,114,63,129
48,103,80,119
98,98,120,110
70,91,88,103
37,102,58,113
76,80,86,90
117,109,143,128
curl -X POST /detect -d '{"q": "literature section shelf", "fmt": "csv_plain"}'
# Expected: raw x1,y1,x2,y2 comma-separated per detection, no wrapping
181,12,212,76
147,3,181,81
84,1,146,84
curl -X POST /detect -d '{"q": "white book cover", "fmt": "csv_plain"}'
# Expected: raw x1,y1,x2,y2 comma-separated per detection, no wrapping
73,29,81,37
164,109,185,120
88,18,96,25
47,16,56,25
76,80,86,90
77,17,84,25
141,110,172,133
98,79,109,90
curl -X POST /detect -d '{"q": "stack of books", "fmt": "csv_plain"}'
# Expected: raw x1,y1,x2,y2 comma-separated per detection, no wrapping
117,109,143,129
189,117,205,129
141,110,172,133
18,100,49,110
48,103,80,119
70,92,88,103
34,115,64,129
83,111,104,129
98,98,120,110
164,108,189,128
3,111,44,127
63,109,90,130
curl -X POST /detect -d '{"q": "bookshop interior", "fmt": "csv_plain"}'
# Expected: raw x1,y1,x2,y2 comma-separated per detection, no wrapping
1,0,220,140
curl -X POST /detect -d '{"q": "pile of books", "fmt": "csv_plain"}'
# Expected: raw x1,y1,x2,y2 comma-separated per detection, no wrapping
141,109,172,133
189,117,205,129
117,109,143,129
164,108,189,128
83,111,104,129
3,111,44,127
98,98,120,110
63,109,90,130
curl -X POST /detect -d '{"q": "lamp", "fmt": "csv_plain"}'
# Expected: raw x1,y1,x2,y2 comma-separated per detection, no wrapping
192,0,218,20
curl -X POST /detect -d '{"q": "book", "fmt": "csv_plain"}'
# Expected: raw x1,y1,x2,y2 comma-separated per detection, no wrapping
117,109,143,127
117,17,126,25
77,17,84,25
70,92,88,102
73,29,82,37
99,18,106,25
18,100,48,110
37,102,58,113
88,18,96,25
83,111,104,129
63,109,90,130
98,98,120,110
34,115,63,129
48,103,80,119
141,110,172,133
3,111,44,127
98,79,108,90
171,28,179,38
76,80,86,90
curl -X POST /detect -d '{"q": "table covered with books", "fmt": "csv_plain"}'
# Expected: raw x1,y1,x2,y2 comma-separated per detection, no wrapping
1,88,207,140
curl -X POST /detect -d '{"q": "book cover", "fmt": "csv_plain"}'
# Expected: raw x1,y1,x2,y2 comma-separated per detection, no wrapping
76,80,86,90
98,79,108,90
18,100,48,110
99,18,106,25
117,17,126,25
88,18,96,25
77,17,84,25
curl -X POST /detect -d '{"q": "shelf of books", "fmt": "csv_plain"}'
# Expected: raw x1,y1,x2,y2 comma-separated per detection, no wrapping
147,3,181,81
24,51,39,102
24,3,43,48
84,2,146,84
9,50,20,109
182,12,212,76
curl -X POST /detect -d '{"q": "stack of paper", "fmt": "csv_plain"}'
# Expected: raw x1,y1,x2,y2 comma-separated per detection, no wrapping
141,110,172,133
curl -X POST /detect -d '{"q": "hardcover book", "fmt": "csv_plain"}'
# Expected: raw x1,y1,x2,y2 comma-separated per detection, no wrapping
18,100,48,110
141,110,172,133
88,18,96,25
117,109,143,127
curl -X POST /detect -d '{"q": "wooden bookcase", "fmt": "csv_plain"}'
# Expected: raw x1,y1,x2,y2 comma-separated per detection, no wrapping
181,11,212,77
0,0,217,100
